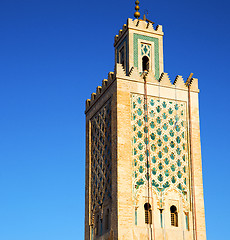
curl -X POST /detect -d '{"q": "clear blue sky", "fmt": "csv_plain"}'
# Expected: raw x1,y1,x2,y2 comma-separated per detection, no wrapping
0,0,229,239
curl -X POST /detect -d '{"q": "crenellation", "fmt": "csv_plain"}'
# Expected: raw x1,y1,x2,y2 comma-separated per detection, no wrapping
112,64,199,93
108,72,114,82
155,24,163,32
114,24,128,46
145,70,158,84
114,18,164,46
114,35,119,43
138,19,148,29
128,67,142,80
102,79,108,88
174,75,187,90
96,86,102,95
115,63,127,78
85,72,116,111
146,21,154,31
190,78,199,92
159,72,172,87
91,92,96,101
128,18,163,34
135,19,140,26
86,71,199,112
85,99,91,109
128,66,134,76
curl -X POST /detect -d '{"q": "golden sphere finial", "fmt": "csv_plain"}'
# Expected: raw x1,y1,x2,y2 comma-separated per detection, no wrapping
134,0,140,19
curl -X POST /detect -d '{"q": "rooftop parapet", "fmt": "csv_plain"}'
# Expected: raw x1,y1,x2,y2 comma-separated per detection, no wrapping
85,72,115,112
85,65,199,112
114,18,163,46
115,64,199,92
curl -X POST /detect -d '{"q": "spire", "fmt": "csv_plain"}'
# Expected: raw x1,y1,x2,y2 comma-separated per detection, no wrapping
134,0,141,19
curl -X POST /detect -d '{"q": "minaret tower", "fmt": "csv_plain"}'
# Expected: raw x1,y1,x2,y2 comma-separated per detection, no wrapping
85,2,206,239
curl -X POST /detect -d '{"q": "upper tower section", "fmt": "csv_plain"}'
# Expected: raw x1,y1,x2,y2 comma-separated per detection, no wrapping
114,16,164,79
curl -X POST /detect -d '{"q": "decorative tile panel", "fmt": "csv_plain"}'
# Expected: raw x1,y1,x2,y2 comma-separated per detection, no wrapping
133,34,159,79
131,94,189,205
141,43,151,57
91,101,112,211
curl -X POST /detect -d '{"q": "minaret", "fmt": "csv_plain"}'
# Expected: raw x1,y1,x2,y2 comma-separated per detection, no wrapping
85,2,206,240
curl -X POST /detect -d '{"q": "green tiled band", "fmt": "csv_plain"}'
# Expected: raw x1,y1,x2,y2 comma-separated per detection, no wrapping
133,33,160,79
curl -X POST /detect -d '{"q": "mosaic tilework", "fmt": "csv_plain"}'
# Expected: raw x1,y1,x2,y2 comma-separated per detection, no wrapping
133,33,159,79
141,43,151,57
131,94,189,203
91,101,112,210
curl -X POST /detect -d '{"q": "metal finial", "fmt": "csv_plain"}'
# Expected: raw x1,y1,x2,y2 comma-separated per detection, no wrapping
134,0,141,19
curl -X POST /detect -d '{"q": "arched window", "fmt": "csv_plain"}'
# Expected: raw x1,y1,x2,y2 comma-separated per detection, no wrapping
142,56,149,72
170,205,178,227
144,203,152,224
105,209,110,230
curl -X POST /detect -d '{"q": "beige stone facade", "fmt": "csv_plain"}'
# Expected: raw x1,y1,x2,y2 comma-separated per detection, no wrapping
85,18,206,240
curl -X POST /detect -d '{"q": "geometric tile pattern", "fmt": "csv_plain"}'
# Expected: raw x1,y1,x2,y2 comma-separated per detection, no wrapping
91,101,112,211
131,94,189,204
141,43,151,58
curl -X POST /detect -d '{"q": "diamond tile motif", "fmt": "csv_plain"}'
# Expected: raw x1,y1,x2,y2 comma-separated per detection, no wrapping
91,101,112,211
141,43,151,56
131,94,189,203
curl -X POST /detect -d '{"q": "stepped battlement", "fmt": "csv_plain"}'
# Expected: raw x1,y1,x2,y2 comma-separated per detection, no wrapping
115,63,198,91
114,18,163,46
85,64,199,112
85,72,115,111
